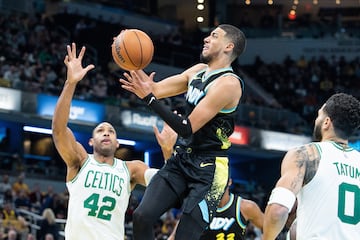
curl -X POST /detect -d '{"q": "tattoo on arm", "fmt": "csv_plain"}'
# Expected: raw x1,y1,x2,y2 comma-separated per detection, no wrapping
303,144,321,185
293,144,321,188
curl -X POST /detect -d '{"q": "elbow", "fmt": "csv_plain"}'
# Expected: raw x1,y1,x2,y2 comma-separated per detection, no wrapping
266,204,289,223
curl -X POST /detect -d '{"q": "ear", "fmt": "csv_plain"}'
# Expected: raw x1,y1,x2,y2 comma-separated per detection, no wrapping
225,42,234,52
89,138,94,146
323,116,331,130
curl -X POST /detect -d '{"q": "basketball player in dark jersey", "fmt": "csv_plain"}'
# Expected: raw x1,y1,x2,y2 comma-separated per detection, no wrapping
154,123,263,240
120,24,246,240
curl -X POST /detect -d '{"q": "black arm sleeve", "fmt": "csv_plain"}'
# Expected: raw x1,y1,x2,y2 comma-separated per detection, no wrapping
143,93,192,138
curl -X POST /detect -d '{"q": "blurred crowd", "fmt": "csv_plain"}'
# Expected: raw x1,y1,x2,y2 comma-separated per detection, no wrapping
2,10,360,136
0,172,68,240
244,54,360,127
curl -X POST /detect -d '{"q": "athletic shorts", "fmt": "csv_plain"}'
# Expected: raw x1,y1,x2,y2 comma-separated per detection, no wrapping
158,146,229,223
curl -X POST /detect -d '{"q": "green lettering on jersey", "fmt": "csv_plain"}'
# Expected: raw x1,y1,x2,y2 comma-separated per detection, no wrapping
338,183,360,224
84,193,116,221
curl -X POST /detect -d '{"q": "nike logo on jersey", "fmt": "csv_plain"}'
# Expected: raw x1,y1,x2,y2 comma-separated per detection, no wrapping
149,96,156,104
200,162,214,167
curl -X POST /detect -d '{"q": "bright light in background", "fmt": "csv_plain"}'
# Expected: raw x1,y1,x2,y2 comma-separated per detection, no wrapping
197,4,204,10
197,16,204,22
197,0,204,3
23,126,52,134
144,151,150,165
23,126,136,146
245,0,251,5
117,139,136,146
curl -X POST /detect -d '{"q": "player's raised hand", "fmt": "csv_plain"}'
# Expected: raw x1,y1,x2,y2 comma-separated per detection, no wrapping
64,43,95,84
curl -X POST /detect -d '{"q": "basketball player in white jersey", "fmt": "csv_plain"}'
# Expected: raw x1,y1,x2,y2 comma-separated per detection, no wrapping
52,43,158,240
263,93,360,240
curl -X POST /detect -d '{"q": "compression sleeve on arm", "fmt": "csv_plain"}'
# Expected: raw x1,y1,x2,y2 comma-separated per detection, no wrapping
143,93,192,138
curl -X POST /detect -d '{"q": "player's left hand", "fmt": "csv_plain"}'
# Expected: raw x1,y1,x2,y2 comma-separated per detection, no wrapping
119,70,156,99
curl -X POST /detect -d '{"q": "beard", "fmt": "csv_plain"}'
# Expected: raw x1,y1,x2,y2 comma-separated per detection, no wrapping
200,53,211,64
312,122,322,142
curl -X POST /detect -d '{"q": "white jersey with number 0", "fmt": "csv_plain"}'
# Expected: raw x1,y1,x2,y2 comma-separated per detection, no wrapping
297,141,360,240
65,154,131,240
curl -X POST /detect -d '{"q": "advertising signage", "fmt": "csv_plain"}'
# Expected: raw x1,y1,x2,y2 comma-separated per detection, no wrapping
120,110,163,132
37,94,105,123
0,87,21,111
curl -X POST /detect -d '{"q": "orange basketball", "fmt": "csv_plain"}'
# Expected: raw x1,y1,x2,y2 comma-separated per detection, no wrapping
111,29,154,71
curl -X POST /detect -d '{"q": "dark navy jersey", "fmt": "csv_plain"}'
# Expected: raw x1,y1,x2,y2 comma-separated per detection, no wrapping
200,193,248,240
177,67,244,153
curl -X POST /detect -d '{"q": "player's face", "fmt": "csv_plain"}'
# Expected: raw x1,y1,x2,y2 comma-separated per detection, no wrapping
312,105,326,141
200,27,228,64
91,122,119,156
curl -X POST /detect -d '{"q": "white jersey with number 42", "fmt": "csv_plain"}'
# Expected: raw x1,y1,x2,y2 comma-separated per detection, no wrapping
65,154,131,240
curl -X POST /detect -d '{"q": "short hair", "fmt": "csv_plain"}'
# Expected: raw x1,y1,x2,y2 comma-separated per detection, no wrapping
218,24,246,61
323,93,360,139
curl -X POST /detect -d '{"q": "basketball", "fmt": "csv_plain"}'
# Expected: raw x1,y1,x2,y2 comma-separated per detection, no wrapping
111,29,154,71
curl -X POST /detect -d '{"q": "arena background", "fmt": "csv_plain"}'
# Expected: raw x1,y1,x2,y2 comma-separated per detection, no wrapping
0,0,359,239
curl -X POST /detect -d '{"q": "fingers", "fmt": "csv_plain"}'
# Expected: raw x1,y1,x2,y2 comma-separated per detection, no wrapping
149,72,156,80
119,78,135,92
66,43,86,61
78,46,86,60
71,42,77,58
85,64,95,72
123,72,132,82
63,55,69,66
66,45,72,60
153,125,160,137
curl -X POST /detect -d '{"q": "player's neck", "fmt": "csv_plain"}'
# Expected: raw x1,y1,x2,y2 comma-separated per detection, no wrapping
324,135,348,146
206,58,232,73
219,194,231,208
93,153,115,165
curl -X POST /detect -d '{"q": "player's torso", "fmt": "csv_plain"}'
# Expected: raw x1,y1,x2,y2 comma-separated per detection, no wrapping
200,194,247,240
181,68,241,152
297,141,360,239
65,155,131,240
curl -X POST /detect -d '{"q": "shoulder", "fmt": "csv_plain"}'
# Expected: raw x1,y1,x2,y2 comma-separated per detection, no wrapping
240,198,260,212
125,160,148,178
125,160,147,171
183,63,207,78
285,142,321,164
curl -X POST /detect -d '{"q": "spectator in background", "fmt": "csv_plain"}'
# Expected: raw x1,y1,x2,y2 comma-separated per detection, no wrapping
14,189,32,211
27,233,36,240
28,183,44,213
44,234,54,240
0,174,12,204
5,228,18,240
37,208,59,240
2,201,29,238
12,173,29,196
39,186,55,214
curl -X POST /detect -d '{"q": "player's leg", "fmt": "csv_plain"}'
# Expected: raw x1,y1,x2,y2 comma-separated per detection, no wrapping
174,155,229,239
175,205,208,240
133,174,183,240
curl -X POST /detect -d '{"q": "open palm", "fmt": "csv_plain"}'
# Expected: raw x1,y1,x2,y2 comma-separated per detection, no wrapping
63,43,95,84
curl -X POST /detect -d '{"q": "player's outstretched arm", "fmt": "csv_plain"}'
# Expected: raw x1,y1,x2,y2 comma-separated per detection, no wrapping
52,43,94,180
